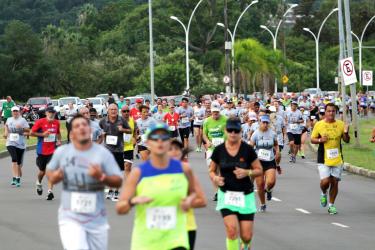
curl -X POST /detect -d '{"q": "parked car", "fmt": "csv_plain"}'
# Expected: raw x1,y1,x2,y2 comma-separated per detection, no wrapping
25,97,52,118
87,97,108,117
135,93,158,103
303,88,322,98
59,97,84,116
51,99,65,120
126,96,144,105
96,93,119,103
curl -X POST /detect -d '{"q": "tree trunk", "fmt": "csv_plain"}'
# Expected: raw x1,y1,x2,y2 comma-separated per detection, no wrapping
252,73,257,93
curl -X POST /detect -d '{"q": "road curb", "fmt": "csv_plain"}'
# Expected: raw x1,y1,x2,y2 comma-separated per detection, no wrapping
308,142,375,180
0,144,38,159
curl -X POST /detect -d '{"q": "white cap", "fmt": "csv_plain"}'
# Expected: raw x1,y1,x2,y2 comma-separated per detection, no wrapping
211,101,221,112
11,106,20,112
248,111,257,121
269,106,277,112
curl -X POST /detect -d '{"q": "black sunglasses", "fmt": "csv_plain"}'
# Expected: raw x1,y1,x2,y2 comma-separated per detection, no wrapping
227,128,241,134
149,134,170,141
122,110,130,113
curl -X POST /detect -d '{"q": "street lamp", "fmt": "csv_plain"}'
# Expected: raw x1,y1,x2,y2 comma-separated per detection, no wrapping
260,3,298,94
170,0,204,93
149,0,155,104
302,8,338,94
351,15,375,92
217,0,259,94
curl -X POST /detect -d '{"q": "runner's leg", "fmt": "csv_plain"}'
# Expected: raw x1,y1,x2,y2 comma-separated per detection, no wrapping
223,215,240,250
255,175,266,206
239,220,254,249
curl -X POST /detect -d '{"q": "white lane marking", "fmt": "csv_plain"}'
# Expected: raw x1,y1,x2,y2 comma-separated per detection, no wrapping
271,197,282,202
295,208,311,214
305,161,316,164
331,222,350,228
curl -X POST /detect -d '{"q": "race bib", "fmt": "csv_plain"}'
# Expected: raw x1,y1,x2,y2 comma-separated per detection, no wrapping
326,148,339,160
320,108,325,113
146,206,176,230
70,192,96,214
212,137,224,147
258,149,272,161
289,124,298,130
181,117,189,124
224,191,245,208
106,135,118,145
169,126,176,131
123,133,132,143
311,116,316,120
360,102,365,106
44,134,56,143
303,111,309,115
9,133,20,142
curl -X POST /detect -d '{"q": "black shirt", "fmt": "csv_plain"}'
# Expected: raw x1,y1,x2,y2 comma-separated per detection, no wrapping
211,142,258,194
99,116,130,153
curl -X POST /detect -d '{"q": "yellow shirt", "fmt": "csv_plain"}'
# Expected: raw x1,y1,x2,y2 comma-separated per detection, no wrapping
124,118,135,151
311,120,345,166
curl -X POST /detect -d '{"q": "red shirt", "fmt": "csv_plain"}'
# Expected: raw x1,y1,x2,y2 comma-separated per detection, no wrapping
32,118,60,155
164,112,179,128
130,108,141,120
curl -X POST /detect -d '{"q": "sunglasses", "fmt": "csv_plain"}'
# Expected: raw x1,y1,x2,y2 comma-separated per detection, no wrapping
122,110,130,113
149,134,171,141
261,121,269,124
227,128,241,134
12,110,19,112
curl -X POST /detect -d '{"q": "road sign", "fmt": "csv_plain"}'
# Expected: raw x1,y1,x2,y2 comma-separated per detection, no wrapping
282,75,289,84
340,57,357,86
223,75,231,84
225,41,232,50
362,70,373,86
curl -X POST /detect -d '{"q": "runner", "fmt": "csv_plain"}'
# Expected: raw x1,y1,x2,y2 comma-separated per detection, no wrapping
241,113,257,143
311,103,350,215
65,102,77,142
116,123,196,250
152,104,165,123
3,106,30,187
269,106,285,174
221,99,239,118
30,106,62,200
193,101,205,152
250,115,280,212
99,103,131,201
163,105,179,138
168,139,207,250
121,105,137,178
2,96,16,124
80,107,104,144
46,114,122,250
177,97,194,149
136,105,157,161
285,101,303,163
209,118,263,250
130,99,143,120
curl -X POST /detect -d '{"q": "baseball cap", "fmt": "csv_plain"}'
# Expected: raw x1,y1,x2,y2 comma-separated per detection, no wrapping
291,101,298,105
269,106,277,112
260,115,270,123
146,123,170,139
211,101,221,112
46,106,56,113
136,98,143,103
11,106,20,112
226,118,242,130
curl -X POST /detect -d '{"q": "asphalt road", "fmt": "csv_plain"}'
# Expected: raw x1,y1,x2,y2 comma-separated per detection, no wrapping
0,142,374,250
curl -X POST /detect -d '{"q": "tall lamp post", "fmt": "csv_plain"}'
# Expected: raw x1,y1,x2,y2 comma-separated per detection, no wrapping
351,15,375,92
149,0,155,104
216,0,259,94
302,8,339,95
170,0,204,94
260,4,298,94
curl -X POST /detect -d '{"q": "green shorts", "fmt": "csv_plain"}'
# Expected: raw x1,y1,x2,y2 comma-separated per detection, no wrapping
216,189,257,215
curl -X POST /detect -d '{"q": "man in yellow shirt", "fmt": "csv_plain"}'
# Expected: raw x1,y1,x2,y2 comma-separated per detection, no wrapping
311,103,350,215
121,105,137,178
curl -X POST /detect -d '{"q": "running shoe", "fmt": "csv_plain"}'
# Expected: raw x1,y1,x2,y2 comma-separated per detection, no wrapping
112,191,119,202
195,147,200,152
328,205,337,215
258,204,267,213
266,189,273,201
292,156,296,163
36,182,43,196
11,177,17,186
289,156,293,163
301,151,305,159
212,192,218,201
320,193,327,207
46,191,54,201
106,190,113,200
15,178,21,187
241,243,251,250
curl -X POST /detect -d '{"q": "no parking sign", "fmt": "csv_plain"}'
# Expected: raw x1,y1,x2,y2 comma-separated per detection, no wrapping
362,70,373,86
340,57,357,86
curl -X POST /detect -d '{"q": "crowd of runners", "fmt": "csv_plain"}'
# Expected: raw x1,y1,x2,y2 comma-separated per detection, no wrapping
2,91,374,250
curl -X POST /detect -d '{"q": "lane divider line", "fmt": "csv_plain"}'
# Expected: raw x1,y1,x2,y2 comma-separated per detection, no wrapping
331,222,350,228
271,197,282,202
295,208,311,214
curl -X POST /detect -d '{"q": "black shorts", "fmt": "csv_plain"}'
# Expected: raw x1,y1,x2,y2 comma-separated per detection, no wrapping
179,128,190,140
123,150,134,162
260,160,277,171
188,230,196,250
220,209,255,221
112,152,124,171
138,145,148,153
36,154,53,171
287,132,301,145
302,127,308,134
170,130,178,138
193,125,202,129
7,146,25,165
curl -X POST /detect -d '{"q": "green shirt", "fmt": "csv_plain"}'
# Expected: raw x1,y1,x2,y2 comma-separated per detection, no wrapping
203,115,228,149
281,99,291,108
117,100,126,109
2,101,15,119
